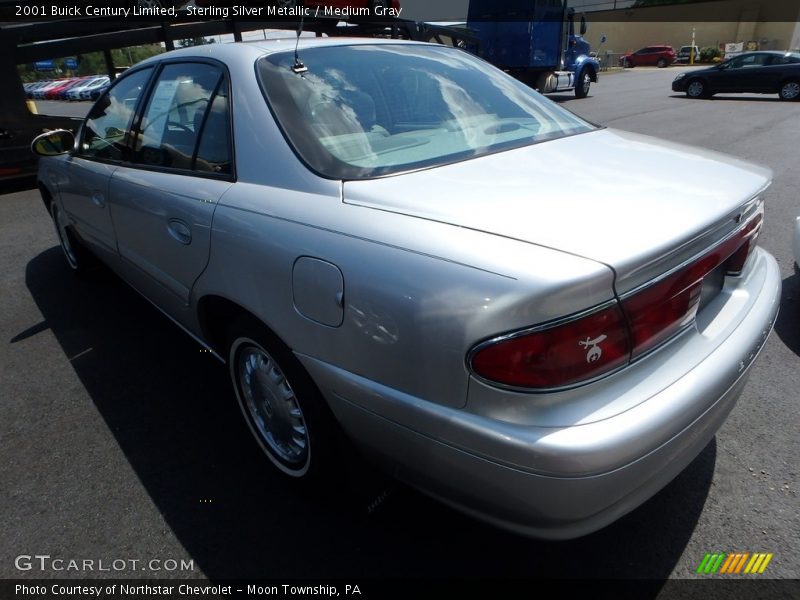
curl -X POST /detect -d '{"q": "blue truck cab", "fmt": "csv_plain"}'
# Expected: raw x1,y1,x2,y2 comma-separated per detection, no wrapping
466,0,600,98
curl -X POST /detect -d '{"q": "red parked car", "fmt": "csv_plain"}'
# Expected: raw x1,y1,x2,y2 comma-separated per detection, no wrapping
43,78,82,100
619,46,676,68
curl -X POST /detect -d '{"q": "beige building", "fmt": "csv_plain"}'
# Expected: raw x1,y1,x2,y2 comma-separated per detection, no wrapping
582,0,800,56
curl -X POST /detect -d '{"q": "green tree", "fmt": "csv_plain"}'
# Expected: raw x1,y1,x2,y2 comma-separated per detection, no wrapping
178,37,215,48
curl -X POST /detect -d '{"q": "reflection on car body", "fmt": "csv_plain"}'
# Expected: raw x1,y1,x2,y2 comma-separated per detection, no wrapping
34,39,781,539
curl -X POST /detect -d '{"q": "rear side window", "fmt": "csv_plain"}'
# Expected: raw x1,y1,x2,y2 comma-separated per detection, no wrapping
131,62,228,173
194,79,232,175
80,68,153,161
769,54,800,65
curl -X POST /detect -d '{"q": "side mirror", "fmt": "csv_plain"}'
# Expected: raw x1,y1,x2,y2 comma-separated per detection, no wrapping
31,129,75,156
580,16,587,36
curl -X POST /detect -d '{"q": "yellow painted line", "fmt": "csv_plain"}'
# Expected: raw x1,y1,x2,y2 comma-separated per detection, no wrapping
758,554,773,574
744,553,761,574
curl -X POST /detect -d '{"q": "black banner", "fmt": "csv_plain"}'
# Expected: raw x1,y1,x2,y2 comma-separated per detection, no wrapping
2,579,800,600
2,0,800,23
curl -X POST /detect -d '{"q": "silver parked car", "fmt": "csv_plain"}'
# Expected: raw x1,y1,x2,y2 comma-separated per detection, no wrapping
33,39,781,539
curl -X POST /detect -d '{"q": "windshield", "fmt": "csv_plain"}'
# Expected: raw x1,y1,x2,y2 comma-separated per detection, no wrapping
257,44,595,179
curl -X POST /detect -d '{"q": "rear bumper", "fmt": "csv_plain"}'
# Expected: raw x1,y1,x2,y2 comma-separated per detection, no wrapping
299,248,781,539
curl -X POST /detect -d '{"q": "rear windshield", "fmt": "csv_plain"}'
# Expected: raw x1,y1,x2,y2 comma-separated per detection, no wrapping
257,44,595,180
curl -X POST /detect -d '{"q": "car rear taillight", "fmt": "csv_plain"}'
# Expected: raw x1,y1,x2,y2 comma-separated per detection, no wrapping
620,257,709,359
725,213,763,275
621,211,762,359
470,211,763,390
470,302,630,389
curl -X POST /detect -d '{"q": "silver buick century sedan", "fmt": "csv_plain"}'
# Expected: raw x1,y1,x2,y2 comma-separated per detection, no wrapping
33,38,781,539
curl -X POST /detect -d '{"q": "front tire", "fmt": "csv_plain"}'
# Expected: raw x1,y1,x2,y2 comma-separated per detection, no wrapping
574,70,591,98
227,318,337,481
779,79,800,101
686,79,708,99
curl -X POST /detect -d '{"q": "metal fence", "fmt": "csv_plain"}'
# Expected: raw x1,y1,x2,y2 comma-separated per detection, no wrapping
594,51,626,70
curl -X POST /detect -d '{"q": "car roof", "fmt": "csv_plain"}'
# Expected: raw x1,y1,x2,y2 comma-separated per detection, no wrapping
735,50,799,56
133,37,431,69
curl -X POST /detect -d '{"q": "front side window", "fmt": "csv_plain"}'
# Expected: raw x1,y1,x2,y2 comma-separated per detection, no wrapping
131,62,225,172
80,68,152,161
728,54,770,69
258,44,595,179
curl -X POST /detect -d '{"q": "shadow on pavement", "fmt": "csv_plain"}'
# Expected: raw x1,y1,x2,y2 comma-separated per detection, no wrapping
668,94,784,102
22,246,715,584
1,175,37,195
774,271,800,356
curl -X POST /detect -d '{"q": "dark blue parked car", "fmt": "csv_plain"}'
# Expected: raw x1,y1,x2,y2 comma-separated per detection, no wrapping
672,51,800,100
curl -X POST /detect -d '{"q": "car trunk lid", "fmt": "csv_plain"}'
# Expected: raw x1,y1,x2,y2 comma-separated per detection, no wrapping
342,128,771,295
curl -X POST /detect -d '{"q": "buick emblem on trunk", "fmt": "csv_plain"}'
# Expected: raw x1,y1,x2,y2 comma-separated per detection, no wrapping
579,335,608,363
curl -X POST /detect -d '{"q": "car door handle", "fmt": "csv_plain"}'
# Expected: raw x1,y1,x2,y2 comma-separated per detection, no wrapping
167,219,192,245
91,192,106,208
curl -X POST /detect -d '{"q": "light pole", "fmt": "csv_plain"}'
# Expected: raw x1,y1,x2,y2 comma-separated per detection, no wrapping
691,27,696,65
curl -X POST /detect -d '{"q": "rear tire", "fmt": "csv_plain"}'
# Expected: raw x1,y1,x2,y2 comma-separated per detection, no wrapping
50,202,95,273
227,317,339,482
657,58,668,68
778,79,800,101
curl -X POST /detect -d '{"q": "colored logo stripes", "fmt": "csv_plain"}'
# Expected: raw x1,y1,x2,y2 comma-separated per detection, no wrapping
696,552,774,574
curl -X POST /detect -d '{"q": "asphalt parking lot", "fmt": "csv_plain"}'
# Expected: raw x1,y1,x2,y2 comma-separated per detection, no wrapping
2,66,798,588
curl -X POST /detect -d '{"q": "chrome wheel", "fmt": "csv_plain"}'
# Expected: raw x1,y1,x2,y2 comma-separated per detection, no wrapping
779,80,800,101
575,72,591,98
232,338,311,476
51,203,79,270
686,80,705,98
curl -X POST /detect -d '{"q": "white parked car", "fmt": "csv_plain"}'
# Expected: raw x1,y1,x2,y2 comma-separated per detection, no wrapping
794,216,800,267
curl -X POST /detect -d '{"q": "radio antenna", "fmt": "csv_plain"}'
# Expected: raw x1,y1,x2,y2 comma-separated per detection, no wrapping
292,14,308,74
